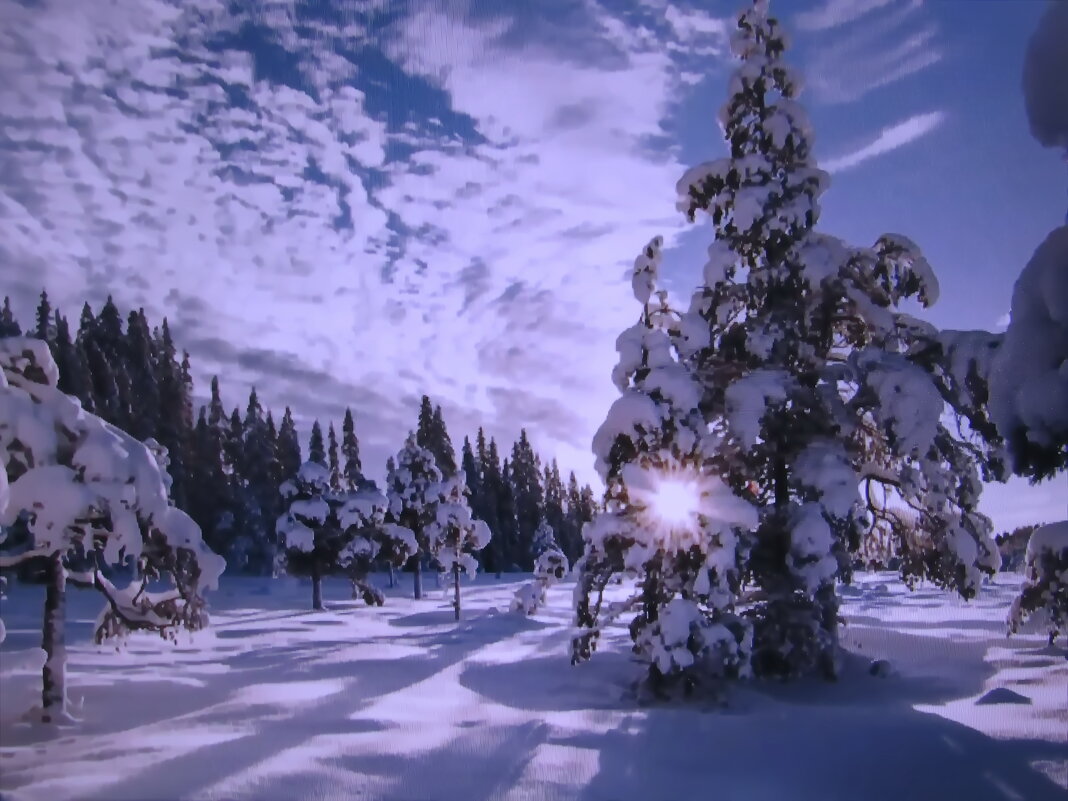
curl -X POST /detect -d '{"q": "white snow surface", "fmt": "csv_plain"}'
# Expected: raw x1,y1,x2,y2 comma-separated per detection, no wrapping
0,572,1064,801
793,441,860,518
1025,520,1068,561
723,369,793,448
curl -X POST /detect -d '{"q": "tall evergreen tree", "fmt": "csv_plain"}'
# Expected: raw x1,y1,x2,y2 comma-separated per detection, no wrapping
278,407,302,481
240,387,276,573
509,430,544,568
153,319,191,509
0,296,21,337
497,456,519,570
125,309,160,441
430,405,457,478
415,395,457,478
327,422,341,489
33,290,53,343
308,420,326,467
574,0,1002,683
51,313,81,402
341,408,363,489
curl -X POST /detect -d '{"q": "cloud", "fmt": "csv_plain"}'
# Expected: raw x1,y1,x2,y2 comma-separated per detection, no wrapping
822,111,945,172
798,0,941,105
1022,1,1068,151
0,0,729,486
794,0,900,32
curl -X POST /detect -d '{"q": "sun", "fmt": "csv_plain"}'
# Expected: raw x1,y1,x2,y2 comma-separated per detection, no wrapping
644,476,703,530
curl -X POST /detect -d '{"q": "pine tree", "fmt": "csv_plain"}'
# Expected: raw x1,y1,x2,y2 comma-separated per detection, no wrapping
0,297,21,338
240,387,276,574
415,395,457,478
426,471,491,620
308,420,326,467
385,432,444,599
51,313,80,401
125,309,160,441
590,0,1000,680
33,290,53,343
153,320,191,510
278,407,302,481
571,235,757,691
475,431,503,575
275,462,338,610
497,456,519,570
430,405,457,478
327,422,340,489
416,395,434,449
341,408,363,489
509,430,544,568
563,471,586,563
542,460,566,554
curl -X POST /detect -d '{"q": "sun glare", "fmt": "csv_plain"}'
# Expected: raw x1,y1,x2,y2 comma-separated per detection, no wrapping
645,477,703,529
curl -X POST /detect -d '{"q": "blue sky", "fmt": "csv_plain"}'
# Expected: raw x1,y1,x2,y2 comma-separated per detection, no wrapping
0,0,1062,530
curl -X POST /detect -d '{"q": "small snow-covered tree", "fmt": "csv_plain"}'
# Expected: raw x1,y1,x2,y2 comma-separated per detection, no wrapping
337,476,418,607
426,471,491,620
276,462,417,610
571,237,759,693
385,433,443,599
512,519,569,616
0,338,224,723
1008,522,1068,645
276,461,342,610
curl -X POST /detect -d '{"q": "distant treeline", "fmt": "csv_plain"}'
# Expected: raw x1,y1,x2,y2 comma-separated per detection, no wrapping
0,292,599,574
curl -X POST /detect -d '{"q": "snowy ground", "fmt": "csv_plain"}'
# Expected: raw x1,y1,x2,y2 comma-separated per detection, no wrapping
0,571,1065,801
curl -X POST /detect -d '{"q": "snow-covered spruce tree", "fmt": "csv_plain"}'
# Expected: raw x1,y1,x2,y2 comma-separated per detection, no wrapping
571,237,759,693
426,471,491,620
1008,521,1067,645
385,433,444,600
276,461,417,609
276,461,342,610
0,337,224,723
512,519,570,616
668,0,999,678
338,474,418,607
993,2,1068,644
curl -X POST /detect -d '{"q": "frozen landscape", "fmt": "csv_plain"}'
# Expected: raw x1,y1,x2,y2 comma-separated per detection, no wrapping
1,572,1065,801
1,0,1067,799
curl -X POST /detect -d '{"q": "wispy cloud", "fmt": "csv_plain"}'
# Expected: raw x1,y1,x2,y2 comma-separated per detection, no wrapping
799,0,940,105
795,0,900,32
822,111,945,172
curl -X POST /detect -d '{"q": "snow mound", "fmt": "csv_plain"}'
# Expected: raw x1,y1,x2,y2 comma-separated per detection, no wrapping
975,687,1032,706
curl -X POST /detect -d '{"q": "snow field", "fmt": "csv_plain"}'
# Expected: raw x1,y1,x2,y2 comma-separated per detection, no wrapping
0,571,1065,801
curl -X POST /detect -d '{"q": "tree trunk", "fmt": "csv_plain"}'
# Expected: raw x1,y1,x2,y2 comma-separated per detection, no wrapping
41,552,67,722
311,562,323,611
388,564,395,588
410,555,422,600
453,561,461,621
816,582,841,681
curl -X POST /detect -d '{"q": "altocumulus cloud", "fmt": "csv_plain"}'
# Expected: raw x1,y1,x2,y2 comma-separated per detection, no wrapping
0,0,732,483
